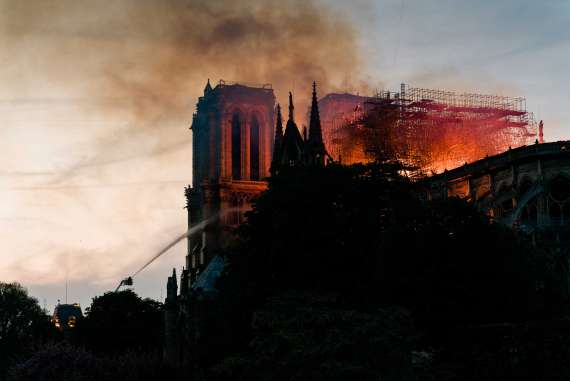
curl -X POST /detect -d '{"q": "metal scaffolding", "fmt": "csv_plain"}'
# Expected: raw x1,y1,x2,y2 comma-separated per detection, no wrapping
321,84,538,174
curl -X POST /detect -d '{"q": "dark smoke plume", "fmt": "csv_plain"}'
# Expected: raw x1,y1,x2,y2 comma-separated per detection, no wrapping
2,0,361,178
107,0,362,168
0,0,363,290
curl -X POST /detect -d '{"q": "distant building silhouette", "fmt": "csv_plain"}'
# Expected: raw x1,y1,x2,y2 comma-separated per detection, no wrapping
52,303,82,331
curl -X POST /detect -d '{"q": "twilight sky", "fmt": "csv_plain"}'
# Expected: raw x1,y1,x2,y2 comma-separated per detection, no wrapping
1,0,569,310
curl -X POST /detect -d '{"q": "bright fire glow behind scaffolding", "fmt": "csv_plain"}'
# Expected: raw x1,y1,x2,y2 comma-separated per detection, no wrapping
319,84,538,175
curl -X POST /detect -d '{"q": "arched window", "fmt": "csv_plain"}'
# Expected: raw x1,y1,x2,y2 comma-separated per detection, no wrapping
232,113,242,180
549,176,570,226
250,115,261,181
550,176,570,203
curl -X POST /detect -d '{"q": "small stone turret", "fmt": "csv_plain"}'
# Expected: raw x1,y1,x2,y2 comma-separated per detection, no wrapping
166,268,178,302
203,78,213,94
164,268,179,364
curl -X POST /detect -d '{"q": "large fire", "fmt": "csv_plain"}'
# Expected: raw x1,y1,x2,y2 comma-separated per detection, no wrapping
319,84,538,175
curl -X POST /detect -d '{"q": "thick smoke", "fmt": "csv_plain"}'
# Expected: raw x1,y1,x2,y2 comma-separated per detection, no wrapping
1,0,361,179
0,0,362,301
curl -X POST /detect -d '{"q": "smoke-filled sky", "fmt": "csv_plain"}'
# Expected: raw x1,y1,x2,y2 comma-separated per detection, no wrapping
1,0,569,309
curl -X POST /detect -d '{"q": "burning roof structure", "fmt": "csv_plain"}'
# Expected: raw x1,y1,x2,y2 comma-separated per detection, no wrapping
319,84,539,174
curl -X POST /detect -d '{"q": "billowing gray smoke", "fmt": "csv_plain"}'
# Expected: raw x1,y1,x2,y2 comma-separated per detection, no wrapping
1,0,362,179
0,0,363,300
1,0,361,120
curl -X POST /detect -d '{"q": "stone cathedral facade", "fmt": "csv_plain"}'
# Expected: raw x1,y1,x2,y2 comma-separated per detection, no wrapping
184,80,275,282
164,79,329,364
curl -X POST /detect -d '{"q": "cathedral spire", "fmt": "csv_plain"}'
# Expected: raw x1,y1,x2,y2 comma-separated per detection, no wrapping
288,92,295,123
278,90,304,170
308,81,323,144
204,78,213,94
307,81,326,165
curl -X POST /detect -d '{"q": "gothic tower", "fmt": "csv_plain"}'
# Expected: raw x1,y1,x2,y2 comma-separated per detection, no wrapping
185,80,275,282
165,79,327,363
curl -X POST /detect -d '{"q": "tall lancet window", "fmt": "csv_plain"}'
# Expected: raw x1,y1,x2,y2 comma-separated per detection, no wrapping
232,113,242,180
250,115,261,180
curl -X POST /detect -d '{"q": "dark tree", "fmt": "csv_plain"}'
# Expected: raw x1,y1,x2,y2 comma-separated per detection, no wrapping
0,283,51,378
8,343,175,381
82,290,163,354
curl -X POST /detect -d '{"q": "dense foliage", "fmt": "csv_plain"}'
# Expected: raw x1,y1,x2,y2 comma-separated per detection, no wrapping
211,162,566,380
0,283,52,380
1,288,165,381
82,290,163,354
8,344,174,381
212,292,419,381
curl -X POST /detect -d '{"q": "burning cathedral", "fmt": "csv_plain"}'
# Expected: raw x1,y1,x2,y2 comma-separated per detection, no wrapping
163,78,559,362
164,79,328,362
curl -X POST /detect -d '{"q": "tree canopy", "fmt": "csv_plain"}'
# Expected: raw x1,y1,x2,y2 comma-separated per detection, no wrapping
82,290,163,354
0,283,50,378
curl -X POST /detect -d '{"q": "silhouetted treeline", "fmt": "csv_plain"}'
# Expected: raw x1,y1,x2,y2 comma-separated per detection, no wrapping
3,162,570,380
0,283,56,380
208,162,568,380
79,290,163,354
0,287,167,381
7,344,177,381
